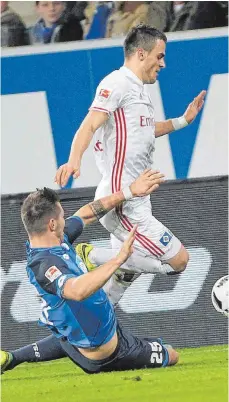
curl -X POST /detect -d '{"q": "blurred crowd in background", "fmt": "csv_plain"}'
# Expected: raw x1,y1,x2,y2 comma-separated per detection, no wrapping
1,1,228,47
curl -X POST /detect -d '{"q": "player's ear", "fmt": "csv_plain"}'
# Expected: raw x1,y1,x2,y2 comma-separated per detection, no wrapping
49,218,56,232
137,48,146,61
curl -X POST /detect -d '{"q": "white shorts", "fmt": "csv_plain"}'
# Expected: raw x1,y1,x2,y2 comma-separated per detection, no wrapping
100,196,181,262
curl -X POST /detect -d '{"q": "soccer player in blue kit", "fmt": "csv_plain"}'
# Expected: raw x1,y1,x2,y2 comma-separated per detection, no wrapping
1,169,178,374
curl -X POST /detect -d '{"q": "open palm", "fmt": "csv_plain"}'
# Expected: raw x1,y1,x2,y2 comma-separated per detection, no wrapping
184,90,206,124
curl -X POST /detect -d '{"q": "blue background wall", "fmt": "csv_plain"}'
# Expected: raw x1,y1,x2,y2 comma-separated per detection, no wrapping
1,33,228,189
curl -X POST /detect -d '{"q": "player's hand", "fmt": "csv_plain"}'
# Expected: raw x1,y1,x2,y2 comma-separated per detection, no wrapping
184,90,206,124
130,169,165,197
116,225,137,264
55,162,80,187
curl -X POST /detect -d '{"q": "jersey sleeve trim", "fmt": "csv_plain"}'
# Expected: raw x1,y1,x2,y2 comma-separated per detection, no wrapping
89,106,110,115
56,273,76,298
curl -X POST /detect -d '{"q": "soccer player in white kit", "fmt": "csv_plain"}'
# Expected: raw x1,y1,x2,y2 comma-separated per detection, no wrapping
55,25,206,304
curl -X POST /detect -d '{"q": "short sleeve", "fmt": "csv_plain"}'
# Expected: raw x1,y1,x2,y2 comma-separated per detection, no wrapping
31,254,76,298
89,76,126,114
64,216,84,244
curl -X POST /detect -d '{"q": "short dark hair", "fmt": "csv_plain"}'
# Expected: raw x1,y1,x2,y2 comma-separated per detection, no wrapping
21,187,61,235
124,24,167,58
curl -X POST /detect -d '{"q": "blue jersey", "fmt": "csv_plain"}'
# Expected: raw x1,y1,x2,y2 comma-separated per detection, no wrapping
26,215,116,348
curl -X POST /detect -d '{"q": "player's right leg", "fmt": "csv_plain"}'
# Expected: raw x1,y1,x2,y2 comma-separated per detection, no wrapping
1,335,66,373
1,350,13,373
76,239,175,305
81,244,174,274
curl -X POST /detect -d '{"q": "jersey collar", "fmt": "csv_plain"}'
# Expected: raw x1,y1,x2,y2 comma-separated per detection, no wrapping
120,66,144,88
26,239,68,256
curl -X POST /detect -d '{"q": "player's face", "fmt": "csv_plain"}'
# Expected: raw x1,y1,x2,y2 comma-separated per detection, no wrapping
36,1,65,25
141,40,166,84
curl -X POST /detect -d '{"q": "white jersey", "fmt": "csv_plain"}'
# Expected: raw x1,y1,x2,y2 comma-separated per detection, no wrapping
89,66,181,262
90,66,156,198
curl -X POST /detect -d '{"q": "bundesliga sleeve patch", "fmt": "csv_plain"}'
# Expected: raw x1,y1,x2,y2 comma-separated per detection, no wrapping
45,266,62,282
98,89,111,99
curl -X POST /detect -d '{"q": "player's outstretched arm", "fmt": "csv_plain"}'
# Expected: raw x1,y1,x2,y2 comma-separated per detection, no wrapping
155,90,206,138
63,226,137,301
74,169,164,226
55,110,108,187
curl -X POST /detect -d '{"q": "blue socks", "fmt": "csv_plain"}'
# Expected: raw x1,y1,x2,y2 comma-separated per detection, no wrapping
9,335,66,369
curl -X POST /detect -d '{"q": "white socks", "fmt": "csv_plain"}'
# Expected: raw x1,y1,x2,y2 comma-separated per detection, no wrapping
89,247,175,305
89,247,174,275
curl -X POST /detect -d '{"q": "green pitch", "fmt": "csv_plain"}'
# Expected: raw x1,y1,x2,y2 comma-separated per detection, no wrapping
2,345,228,402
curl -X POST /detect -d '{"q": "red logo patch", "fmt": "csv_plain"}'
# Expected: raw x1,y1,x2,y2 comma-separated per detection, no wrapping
94,140,103,152
45,266,62,282
99,89,111,99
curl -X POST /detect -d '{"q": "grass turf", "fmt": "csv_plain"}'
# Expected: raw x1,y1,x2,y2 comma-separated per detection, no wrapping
2,345,228,402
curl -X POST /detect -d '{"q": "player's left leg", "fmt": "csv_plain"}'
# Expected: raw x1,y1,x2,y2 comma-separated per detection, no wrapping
98,199,189,303
94,323,179,372
98,198,189,274
1,335,66,373
118,196,189,274
101,234,185,305
163,244,189,273
58,324,178,374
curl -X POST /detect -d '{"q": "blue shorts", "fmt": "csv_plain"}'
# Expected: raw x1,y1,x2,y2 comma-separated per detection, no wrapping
60,323,169,374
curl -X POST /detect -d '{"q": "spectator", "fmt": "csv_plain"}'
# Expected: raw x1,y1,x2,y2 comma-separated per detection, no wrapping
147,1,195,32
66,1,88,22
186,1,228,30
1,1,29,47
147,1,228,33
106,1,149,38
30,1,83,44
84,2,113,39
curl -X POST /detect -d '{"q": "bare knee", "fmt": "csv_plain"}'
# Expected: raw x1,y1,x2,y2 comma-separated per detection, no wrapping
176,249,189,272
167,246,189,273
167,348,179,366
